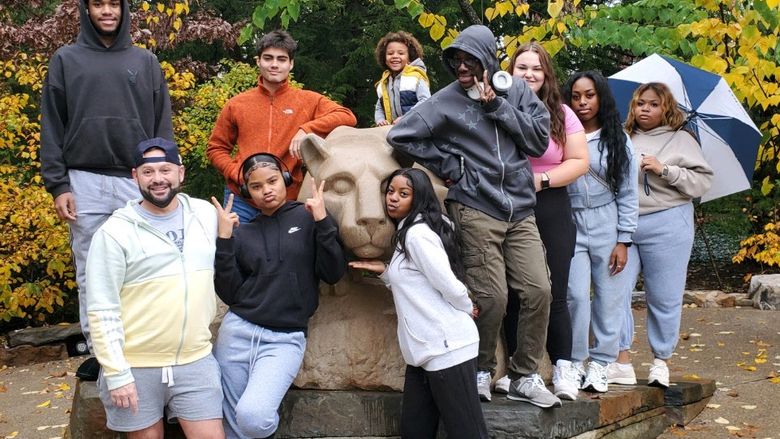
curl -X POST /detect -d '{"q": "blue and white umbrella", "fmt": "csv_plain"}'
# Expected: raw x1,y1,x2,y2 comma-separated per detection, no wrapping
609,54,761,202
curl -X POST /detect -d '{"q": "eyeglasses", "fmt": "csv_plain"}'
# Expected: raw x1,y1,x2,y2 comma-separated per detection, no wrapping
447,56,480,70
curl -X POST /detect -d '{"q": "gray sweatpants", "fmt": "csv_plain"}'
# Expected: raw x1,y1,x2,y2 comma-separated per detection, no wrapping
214,311,306,439
69,170,139,347
619,202,695,359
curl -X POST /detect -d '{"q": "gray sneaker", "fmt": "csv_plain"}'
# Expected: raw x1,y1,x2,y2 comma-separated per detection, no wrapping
507,373,562,408
494,375,511,394
476,371,492,402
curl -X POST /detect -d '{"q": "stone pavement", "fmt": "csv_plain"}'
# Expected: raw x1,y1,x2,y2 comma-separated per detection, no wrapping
1,307,778,438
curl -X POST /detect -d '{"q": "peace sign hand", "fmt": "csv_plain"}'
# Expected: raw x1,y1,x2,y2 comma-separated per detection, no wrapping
477,70,496,103
211,194,240,239
304,178,327,221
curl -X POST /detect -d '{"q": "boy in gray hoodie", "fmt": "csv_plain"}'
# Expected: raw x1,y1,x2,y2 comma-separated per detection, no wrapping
387,25,559,408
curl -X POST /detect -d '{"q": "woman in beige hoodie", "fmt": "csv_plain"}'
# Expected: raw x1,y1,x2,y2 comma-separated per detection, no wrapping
611,82,713,389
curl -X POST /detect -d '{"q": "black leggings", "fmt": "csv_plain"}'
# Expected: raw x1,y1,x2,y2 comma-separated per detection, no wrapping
504,187,575,364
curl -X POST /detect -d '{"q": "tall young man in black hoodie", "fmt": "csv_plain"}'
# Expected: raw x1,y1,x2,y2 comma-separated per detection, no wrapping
40,0,173,379
387,25,560,408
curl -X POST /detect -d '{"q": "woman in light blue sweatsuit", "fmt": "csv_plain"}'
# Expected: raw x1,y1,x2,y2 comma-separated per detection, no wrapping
563,71,638,393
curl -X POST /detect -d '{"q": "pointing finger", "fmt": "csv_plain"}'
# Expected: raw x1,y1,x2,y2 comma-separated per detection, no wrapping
318,179,326,197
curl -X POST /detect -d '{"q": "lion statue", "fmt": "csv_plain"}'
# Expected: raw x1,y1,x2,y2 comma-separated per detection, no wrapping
293,126,408,390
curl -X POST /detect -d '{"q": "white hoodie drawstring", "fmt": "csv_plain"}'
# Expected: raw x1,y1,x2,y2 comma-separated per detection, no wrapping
161,366,175,387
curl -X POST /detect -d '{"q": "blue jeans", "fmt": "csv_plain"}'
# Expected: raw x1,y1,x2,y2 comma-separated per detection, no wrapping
568,201,632,365
619,202,695,359
70,170,140,348
214,311,306,439
224,187,259,224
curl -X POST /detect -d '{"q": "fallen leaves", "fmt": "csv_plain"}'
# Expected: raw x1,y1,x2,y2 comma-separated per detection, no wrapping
735,345,771,372
715,417,730,424
736,362,757,372
690,343,705,352
35,400,50,408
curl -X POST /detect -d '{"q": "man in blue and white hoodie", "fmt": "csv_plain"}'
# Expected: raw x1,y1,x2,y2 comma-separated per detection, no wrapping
86,139,223,437
387,25,560,408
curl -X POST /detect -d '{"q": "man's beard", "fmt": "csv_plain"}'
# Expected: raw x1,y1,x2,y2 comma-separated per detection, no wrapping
140,183,180,209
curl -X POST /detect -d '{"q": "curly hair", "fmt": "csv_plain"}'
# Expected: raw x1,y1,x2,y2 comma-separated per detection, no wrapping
563,71,631,191
508,42,566,148
624,82,686,133
374,31,424,70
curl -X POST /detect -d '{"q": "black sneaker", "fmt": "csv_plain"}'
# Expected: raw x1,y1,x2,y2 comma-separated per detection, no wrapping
76,357,100,381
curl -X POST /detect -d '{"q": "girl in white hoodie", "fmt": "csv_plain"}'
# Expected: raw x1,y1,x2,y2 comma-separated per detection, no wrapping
350,168,487,439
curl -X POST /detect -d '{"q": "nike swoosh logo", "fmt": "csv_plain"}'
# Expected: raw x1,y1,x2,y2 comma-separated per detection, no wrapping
288,227,301,234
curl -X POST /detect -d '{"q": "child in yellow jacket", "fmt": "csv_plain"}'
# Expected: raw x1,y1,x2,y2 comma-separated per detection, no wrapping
374,31,431,126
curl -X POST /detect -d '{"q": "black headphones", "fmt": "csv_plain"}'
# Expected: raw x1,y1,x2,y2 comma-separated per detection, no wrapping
239,153,293,199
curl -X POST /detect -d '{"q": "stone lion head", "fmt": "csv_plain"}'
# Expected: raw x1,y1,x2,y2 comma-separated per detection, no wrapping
298,126,399,259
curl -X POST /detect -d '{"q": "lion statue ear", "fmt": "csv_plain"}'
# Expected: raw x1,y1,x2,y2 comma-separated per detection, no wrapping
300,133,329,175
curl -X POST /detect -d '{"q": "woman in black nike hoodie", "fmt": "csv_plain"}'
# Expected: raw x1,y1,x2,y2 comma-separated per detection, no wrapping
211,153,346,439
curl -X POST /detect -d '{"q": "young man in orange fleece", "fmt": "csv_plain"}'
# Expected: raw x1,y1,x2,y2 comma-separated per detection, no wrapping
207,30,357,223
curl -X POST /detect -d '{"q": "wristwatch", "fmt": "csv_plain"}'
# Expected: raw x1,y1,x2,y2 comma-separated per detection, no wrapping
541,172,550,189
619,242,633,248
661,164,669,177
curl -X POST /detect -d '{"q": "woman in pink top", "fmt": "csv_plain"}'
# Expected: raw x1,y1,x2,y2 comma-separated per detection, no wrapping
494,42,588,400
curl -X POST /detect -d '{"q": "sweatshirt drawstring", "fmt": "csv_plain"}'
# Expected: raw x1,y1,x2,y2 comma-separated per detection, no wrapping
161,366,174,387
249,325,260,372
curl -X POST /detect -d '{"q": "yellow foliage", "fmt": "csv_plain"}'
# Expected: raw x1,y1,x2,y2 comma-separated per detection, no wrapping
418,12,434,27
548,0,564,18
0,52,77,323
733,221,780,267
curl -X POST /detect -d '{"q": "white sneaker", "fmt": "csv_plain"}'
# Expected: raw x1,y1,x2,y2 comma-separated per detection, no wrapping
572,361,586,389
494,375,510,394
476,371,492,401
606,362,637,385
582,361,608,393
552,360,579,400
648,358,670,388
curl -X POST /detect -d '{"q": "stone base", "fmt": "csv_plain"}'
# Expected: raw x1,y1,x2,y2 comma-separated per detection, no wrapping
68,377,714,438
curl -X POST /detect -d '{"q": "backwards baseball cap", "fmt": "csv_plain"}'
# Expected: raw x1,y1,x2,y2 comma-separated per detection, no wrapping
134,137,181,167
